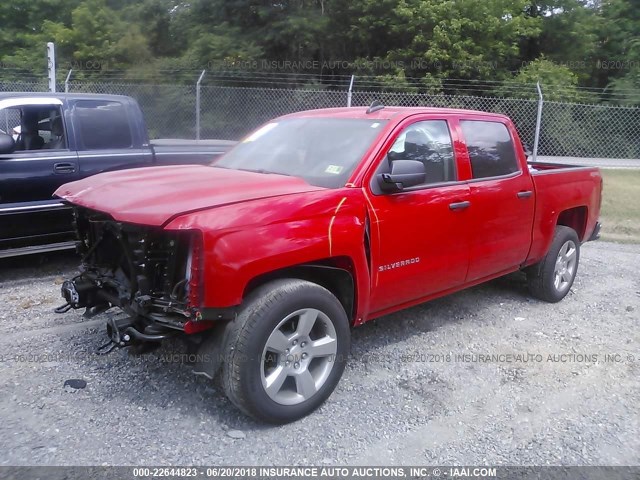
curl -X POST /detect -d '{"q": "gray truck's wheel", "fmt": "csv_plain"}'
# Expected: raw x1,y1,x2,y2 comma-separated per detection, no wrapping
221,279,350,424
527,225,580,303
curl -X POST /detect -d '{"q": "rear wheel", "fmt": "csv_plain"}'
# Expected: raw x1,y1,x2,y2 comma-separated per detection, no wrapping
221,279,350,423
527,225,580,303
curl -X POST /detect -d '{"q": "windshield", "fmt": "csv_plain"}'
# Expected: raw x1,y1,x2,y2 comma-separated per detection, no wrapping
214,117,387,188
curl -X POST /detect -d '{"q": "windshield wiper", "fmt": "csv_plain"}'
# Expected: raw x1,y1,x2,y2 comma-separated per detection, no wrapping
239,168,292,176
211,165,292,177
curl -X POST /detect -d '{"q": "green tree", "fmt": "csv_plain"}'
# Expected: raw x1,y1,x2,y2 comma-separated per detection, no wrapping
51,0,152,71
519,1,600,76
0,1,79,72
498,57,587,101
0,0,637,98
326,0,541,83
607,39,640,105
597,0,640,103
534,1,600,83
180,0,329,68
1,0,154,76
122,0,184,58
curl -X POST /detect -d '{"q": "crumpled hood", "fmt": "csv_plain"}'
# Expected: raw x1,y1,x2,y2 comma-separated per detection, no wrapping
54,165,324,226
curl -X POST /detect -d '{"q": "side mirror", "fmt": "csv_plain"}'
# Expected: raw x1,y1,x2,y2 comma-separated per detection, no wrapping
0,133,15,154
377,160,426,192
522,142,532,157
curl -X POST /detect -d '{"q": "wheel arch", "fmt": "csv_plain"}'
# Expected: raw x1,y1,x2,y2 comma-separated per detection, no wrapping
242,257,356,324
556,206,588,241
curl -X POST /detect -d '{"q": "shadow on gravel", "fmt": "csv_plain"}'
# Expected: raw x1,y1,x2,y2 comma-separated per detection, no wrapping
47,264,536,432
0,250,80,283
350,270,532,354
73,332,273,430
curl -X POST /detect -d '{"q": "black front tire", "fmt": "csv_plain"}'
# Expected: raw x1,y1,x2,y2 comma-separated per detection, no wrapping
527,225,580,303
221,278,350,424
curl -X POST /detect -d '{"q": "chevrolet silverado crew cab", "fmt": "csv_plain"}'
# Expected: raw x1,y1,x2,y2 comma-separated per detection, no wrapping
0,93,234,258
54,105,602,423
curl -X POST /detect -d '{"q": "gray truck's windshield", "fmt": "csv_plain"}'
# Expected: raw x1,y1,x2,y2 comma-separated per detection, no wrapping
213,117,387,188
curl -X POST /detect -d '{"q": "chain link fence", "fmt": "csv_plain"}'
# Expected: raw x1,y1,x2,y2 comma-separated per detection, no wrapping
2,78,639,158
68,81,197,139
0,79,47,93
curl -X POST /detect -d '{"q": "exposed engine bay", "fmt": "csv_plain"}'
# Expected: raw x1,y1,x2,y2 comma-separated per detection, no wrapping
57,207,206,348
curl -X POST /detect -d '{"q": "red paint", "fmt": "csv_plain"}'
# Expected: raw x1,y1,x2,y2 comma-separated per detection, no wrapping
183,319,215,335
55,107,602,326
188,230,205,308
55,164,324,226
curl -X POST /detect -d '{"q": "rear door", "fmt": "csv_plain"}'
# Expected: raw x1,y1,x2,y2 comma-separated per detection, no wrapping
458,118,535,281
366,117,471,314
70,99,153,178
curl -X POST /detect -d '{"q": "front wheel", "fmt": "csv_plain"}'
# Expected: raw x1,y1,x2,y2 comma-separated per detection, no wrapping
527,225,580,303
221,279,350,423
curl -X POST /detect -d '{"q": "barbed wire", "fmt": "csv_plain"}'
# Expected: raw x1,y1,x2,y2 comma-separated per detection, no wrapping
48,68,637,88
3,65,639,101
37,69,634,101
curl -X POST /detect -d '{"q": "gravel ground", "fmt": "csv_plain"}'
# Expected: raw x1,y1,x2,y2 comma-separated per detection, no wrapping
0,241,638,466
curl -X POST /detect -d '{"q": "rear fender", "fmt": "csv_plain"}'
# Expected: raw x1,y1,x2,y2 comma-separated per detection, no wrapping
557,206,588,241
526,169,601,265
525,206,589,267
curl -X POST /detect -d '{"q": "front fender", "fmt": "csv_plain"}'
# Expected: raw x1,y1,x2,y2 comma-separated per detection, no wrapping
164,189,371,318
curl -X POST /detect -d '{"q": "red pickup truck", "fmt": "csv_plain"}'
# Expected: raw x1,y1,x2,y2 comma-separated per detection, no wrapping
55,105,602,423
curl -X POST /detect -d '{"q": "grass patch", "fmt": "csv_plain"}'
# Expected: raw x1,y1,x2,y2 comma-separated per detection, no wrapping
600,169,640,243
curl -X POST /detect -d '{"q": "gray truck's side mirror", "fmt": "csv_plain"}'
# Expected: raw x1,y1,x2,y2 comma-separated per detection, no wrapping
0,133,16,154
522,142,533,157
377,159,426,192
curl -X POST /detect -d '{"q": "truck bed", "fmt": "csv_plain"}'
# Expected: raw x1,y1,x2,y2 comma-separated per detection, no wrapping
150,139,236,165
526,161,602,263
528,160,594,172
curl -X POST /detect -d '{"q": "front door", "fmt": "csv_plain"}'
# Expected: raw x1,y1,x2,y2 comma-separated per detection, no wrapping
0,100,78,251
366,119,471,314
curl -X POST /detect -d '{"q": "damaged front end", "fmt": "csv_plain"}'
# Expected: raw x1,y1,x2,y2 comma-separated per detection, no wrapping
57,207,210,347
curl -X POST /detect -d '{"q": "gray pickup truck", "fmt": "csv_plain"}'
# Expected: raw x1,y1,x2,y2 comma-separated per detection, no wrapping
0,93,235,258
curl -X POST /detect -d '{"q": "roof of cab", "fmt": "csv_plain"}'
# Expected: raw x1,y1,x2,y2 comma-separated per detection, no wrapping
279,106,510,122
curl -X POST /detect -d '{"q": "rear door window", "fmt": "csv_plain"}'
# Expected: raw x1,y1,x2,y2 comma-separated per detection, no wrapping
74,100,133,150
460,120,519,179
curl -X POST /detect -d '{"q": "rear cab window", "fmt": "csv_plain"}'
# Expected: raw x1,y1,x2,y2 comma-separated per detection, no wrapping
73,100,133,150
460,120,520,179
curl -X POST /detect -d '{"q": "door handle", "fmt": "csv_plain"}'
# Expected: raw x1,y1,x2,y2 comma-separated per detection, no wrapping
53,162,76,174
449,201,471,211
517,190,533,199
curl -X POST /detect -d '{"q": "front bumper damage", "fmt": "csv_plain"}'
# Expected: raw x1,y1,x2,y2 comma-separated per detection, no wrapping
55,207,212,348
59,278,183,347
